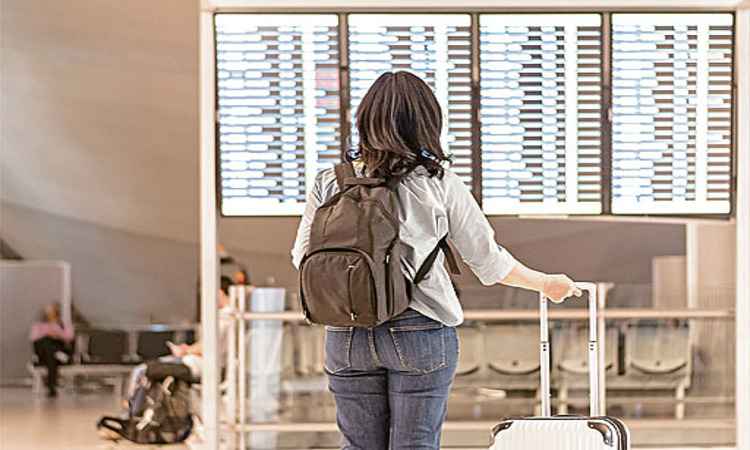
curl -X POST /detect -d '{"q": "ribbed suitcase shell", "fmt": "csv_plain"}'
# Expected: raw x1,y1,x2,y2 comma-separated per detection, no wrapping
490,416,629,450
489,284,631,450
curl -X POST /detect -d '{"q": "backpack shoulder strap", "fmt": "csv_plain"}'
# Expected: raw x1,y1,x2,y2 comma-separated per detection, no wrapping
413,235,461,285
384,174,403,190
334,162,356,191
384,162,421,190
97,416,130,440
439,238,461,275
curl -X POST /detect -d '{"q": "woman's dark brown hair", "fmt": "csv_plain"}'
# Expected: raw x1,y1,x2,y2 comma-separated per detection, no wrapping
351,71,451,179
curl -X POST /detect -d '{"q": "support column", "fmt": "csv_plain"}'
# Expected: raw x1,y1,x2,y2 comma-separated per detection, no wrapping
685,222,736,403
735,7,750,449
200,3,220,449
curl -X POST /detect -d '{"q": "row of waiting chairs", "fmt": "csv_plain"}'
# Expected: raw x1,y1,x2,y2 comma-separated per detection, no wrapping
457,321,692,418
75,327,196,364
281,321,692,418
285,322,690,378
457,321,691,377
29,325,197,396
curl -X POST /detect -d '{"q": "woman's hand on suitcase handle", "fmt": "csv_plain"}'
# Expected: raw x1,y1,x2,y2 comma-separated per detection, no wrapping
543,274,582,303
499,261,581,303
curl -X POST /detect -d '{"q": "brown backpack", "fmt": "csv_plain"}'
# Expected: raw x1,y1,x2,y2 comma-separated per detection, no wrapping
299,162,460,327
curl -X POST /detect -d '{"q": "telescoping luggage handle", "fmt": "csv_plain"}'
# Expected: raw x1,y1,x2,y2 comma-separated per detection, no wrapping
539,282,600,417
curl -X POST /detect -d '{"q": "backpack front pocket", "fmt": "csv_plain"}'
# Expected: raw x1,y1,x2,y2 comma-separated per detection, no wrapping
301,249,377,326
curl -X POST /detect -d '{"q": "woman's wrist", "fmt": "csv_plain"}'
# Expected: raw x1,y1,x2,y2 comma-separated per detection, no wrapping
500,262,548,293
530,271,549,294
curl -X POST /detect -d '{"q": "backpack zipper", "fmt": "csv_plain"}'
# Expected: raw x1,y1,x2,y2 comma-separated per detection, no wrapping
346,264,357,321
384,252,392,315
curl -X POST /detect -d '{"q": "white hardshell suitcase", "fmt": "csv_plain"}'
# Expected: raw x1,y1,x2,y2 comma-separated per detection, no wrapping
489,283,631,450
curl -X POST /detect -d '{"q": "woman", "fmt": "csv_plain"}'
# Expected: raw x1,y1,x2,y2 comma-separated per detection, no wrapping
291,71,580,450
30,303,74,397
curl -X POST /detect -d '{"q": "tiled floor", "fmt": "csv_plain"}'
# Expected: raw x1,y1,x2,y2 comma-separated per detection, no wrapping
0,387,188,450
0,386,738,450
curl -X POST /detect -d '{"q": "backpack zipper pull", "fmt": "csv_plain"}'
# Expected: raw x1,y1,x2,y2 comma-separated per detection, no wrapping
350,312,357,321
385,253,391,264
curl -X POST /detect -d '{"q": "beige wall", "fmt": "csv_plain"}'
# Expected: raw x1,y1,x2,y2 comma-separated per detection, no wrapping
687,223,737,307
1,0,200,243
652,255,687,309
1,0,203,326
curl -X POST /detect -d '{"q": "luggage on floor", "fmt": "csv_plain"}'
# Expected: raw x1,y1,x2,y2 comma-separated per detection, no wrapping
96,362,194,444
489,282,630,450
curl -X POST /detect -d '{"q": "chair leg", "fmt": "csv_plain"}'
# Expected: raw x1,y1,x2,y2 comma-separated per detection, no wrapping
472,399,482,420
113,377,123,405
558,383,569,415
675,381,686,420
32,371,43,395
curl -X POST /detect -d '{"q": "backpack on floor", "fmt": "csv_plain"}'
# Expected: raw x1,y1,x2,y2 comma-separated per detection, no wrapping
97,362,194,444
299,162,460,327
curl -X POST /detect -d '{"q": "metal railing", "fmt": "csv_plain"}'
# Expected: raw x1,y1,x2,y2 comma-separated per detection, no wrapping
221,282,736,443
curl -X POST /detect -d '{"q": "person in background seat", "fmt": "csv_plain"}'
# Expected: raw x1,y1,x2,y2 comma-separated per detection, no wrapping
219,243,252,286
126,276,234,399
30,303,74,397
196,244,252,321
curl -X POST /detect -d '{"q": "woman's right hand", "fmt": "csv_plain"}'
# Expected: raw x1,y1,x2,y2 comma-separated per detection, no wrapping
542,274,582,303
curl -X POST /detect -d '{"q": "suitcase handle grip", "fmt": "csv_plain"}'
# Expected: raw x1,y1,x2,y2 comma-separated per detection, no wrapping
539,282,601,417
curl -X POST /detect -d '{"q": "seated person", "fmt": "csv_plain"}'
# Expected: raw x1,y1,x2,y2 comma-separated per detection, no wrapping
219,244,248,282
195,244,252,320
221,245,253,291
126,276,234,398
30,303,74,397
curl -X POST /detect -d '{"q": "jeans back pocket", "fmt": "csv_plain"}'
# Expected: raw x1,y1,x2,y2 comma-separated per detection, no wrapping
324,326,353,374
389,323,446,374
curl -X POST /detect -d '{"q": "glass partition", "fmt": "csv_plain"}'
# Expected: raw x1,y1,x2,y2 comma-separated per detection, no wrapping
209,10,739,450
223,286,736,448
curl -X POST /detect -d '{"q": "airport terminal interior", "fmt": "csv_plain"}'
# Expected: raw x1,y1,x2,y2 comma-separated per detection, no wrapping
1,0,749,449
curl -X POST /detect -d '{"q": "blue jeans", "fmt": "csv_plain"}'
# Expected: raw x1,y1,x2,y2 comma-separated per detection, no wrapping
324,309,459,450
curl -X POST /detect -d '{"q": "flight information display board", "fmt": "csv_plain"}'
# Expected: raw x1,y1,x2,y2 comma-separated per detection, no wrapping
480,14,603,215
611,14,734,215
348,15,474,188
215,14,340,216
213,13,734,217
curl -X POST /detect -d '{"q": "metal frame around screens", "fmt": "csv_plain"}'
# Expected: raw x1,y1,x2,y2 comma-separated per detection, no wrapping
212,10,737,220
